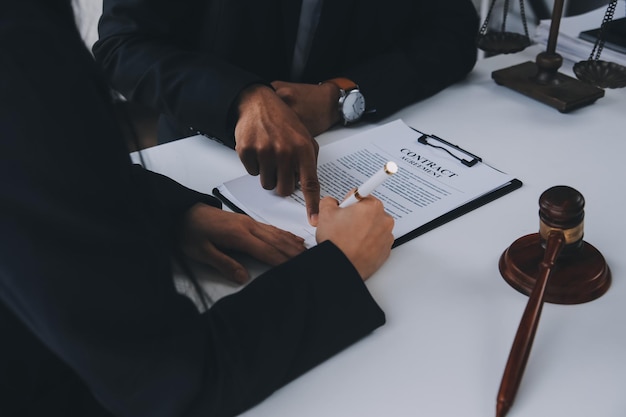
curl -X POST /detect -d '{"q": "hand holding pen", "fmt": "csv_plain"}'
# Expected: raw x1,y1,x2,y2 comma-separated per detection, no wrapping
315,162,397,279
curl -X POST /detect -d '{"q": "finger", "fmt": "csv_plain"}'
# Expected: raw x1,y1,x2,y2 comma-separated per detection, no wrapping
250,224,306,261
362,194,387,211
270,80,284,90
232,231,299,266
237,147,260,176
258,157,278,190
199,242,250,284
270,81,293,103
311,137,319,159
274,86,295,105
298,148,320,225
275,155,296,196
341,187,357,202
319,195,340,210
317,196,339,222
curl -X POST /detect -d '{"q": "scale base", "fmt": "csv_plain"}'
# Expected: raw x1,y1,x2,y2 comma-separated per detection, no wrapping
492,61,605,113
499,233,611,304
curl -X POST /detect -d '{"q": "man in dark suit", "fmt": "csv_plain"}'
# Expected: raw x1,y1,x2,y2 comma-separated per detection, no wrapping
94,0,479,223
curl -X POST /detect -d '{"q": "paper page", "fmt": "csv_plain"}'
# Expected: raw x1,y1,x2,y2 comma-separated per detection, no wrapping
216,119,515,247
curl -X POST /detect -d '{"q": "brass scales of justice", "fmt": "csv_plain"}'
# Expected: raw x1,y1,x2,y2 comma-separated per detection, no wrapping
477,0,626,112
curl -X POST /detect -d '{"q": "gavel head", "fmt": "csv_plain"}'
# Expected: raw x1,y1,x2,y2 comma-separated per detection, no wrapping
499,185,611,304
538,186,585,252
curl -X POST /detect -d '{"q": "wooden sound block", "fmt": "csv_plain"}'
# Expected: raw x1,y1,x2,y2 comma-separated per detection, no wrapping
492,61,605,113
499,233,611,304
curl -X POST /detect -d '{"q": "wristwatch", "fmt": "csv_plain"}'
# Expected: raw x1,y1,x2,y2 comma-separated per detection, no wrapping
325,77,366,125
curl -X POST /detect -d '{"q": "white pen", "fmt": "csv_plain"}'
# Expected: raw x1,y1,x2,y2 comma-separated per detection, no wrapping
339,161,398,208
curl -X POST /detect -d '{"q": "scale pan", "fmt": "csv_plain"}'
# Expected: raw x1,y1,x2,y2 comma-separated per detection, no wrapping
574,60,626,89
477,32,531,54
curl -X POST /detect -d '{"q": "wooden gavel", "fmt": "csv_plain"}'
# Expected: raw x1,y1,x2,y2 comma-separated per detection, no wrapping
496,185,611,417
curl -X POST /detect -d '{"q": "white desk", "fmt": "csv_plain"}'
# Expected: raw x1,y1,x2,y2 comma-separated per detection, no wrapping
132,46,626,417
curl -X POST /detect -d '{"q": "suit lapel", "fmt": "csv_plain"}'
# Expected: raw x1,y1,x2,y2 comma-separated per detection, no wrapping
281,0,302,77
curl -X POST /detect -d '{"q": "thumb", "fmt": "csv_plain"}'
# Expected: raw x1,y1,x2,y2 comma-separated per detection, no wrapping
318,196,340,218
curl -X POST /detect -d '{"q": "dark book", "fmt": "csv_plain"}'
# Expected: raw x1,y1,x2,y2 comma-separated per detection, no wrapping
579,17,626,55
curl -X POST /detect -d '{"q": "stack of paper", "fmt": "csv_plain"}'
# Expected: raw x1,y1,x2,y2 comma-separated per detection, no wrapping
532,0,626,67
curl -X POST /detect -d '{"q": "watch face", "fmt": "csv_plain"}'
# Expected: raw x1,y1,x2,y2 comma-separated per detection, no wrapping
342,90,365,123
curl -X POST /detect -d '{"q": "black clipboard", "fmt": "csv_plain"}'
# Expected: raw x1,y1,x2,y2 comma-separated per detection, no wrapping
390,177,522,248
386,128,523,247
213,125,523,249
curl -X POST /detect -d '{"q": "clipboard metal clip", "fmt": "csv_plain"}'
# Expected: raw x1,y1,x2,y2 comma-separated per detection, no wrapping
416,133,482,167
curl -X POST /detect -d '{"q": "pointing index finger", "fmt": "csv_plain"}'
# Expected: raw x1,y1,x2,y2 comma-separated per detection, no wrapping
297,144,320,226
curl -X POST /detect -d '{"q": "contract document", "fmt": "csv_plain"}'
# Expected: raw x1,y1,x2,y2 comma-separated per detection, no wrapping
213,119,521,248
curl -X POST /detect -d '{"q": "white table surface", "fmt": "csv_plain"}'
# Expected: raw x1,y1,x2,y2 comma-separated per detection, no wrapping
132,45,626,417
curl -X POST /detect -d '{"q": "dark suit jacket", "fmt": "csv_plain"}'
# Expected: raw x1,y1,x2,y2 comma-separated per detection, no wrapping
0,2,385,416
94,0,479,145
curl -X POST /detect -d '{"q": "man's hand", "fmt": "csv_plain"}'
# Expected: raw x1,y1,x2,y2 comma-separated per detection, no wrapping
271,80,341,136
179,203,307,284
235,84,320,224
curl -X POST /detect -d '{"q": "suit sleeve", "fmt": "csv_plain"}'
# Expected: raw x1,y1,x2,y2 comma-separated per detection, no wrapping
342,0,480,121
191,241,385,416
94,0,479,142
1,4,385,417
130,164,222,235
93,0,263,147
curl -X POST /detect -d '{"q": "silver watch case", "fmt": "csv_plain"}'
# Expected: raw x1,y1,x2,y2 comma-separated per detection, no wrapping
338,88,365,125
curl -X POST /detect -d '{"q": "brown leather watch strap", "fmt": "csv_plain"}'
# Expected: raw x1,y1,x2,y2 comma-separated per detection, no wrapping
324,77,358,92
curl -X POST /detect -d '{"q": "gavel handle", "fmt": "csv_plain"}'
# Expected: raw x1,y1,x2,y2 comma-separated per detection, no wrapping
496,231,566,417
